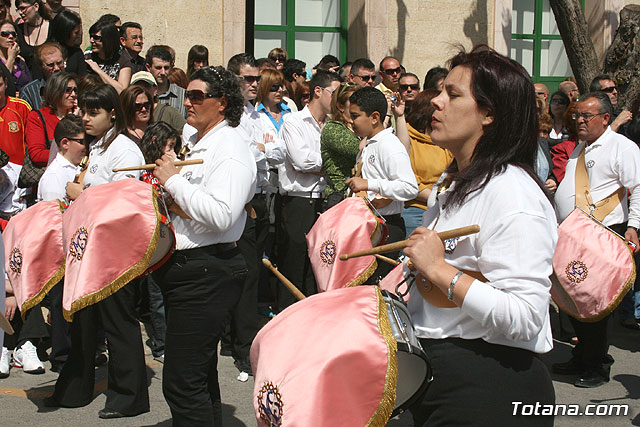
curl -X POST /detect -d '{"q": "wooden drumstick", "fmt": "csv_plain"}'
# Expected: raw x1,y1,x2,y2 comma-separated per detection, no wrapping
374,254,400,266
339,225,480,261
112,159,203,172
262,258,306,301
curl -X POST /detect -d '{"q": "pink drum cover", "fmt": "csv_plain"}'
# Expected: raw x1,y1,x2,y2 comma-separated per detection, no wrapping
306,197,384,292
62,179,166,321
552,208,635,322
4,200,65,317
251,286,397,427
378,261,411,299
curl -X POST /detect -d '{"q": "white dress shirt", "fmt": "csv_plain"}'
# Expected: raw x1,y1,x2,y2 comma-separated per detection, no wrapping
359,128,418,215
408,166,557,353
164,120,257,250
278,106,325,197
0,162,26,216
238,103,270,194
84,133,144,188
38,153,79,201
555,126,640,228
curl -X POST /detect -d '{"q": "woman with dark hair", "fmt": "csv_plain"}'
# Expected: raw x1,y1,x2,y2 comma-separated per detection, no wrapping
48,9,86,76
85,21,131,93
254,68,288,162
151,66,256,425
49,83,148,419
423,66,448,91
549,90,570,141
320,81,359,205
120,84,153,143
0,0,13,21
398,89,454,236
14,0,50,79
168,67,188,89
268,47,287,71
25,71,76,166
0,19,32,93
404,46,556,426
186,44,208,78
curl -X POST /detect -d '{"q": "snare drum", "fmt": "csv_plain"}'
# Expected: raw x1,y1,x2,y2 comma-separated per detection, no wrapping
381,290,432,415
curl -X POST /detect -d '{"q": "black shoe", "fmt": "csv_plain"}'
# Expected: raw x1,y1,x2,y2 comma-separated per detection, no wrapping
575,371,608,388
98,409,127,419
552,358,583,375
42,396,61,407
620,318,640,330
49,362,63,373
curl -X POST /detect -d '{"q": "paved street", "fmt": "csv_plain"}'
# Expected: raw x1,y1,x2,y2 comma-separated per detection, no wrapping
0,313,638,426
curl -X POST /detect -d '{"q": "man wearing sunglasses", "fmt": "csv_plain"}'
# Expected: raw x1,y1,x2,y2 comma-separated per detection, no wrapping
276,69,341,311
348,58,376,88
282,58,306,112
376,56,403,94
226,52,268,381
590,74,633,133
398,72,421,106
19,42,65,111
555,91,640,388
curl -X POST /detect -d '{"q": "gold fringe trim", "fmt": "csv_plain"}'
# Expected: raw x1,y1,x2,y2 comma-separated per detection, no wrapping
366,287,398,427
20,263,65,320
63,187,162,322
347,259,378,287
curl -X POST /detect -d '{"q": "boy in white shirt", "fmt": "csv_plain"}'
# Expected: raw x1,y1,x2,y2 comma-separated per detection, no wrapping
346,86,418,280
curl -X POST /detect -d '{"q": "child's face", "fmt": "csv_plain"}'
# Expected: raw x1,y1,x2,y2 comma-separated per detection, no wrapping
349,103,375,138
163,137,177,156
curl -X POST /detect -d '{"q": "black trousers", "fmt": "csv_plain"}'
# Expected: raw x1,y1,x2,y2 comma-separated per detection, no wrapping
4,302,48,350
52,280,149,415
48,280,71,367
274,195,322,311
367,213,406,284
411,338,555,427
153,244,246,426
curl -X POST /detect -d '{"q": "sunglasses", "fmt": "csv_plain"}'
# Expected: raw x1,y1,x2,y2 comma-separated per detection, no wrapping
383,67,402,75
16,3,33,12
269,83,284,92
0,30,16,38
185,89,218,104
270,55,286,62
90,34,102,42
601,86,617,93
65,86,78,94
135,101,151,111
356,74,375,81
241,75,261,84
399,83,419,91
571,112,604,122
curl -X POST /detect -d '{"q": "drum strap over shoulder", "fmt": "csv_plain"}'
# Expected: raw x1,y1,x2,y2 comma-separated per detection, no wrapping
574,145,625,222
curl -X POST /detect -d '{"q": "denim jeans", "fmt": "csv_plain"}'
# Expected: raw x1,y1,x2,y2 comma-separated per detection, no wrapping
401,205,426,238
146,275,166,357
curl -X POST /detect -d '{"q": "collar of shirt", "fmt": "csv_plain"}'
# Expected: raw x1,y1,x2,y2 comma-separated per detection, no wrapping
55,152,78,169
185,120,230,153
158,84,179,99
365,127,394,147
256,102,291,113
300,105,325,132
584,126,611,153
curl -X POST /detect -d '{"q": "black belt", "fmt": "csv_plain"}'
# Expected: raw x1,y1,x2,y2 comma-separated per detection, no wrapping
173,242,237,263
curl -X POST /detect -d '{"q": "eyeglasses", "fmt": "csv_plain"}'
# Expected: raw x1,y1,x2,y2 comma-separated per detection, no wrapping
550,98,568,105
185,89,218,104
135,101,151,111
44,60,64,69
601,86,617,93
356,74,375,82
16,4,33,13
399,83,420,91
269,83,284,92
338,82,357,97
382,67,402,75
240,75,261,84
90,34,102,42
0,30,16,38
322,87,337,95
65,86,78,95
572,112,605,122
66,137,85,143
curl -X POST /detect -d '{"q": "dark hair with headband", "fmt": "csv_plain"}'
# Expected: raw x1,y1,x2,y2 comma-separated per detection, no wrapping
190,66,244,127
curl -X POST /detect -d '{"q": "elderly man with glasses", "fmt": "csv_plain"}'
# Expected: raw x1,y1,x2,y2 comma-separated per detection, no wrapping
19,41,65,110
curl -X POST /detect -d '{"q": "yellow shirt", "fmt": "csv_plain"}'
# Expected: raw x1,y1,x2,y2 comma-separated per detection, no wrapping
406,123,454,210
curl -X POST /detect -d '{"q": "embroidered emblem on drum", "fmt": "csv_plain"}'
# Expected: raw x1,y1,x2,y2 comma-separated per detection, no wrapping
69,227,89,261
319,240,337,264
587,160,595,168
444,237,459,254
368,154,375,164
8,121,18,132
184,171,193,180
257,381,283,426
89,164,98,174
9,247,22,274
565,260,588,284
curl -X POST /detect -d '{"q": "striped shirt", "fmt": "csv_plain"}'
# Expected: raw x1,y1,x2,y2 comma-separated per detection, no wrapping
18,78,45,111
158,84,186,119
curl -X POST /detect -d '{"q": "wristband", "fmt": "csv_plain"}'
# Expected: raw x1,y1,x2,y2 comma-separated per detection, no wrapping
448,271,463,301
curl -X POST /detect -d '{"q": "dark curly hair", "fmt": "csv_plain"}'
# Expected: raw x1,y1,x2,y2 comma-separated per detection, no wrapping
139,121,180,163
190,66,244,127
